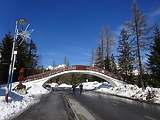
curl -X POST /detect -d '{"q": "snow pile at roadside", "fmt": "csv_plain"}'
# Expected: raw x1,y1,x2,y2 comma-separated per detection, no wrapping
58,83,72,88
50,83,58,87
82,81,102,90
26,82,48,95
96,84,160,103
0,81,49,120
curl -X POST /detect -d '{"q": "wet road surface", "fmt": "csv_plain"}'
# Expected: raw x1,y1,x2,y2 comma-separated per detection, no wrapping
68,90,160,120
12,92,74,120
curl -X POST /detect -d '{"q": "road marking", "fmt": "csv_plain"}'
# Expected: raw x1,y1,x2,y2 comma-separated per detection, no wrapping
145,115,156,120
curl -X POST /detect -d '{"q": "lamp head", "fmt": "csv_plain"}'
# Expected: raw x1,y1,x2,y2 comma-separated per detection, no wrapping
18,19,27,25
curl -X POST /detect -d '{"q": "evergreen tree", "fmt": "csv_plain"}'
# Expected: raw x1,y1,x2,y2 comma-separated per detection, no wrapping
16,38,39,77
110,54,117,74
52,59,56,68
147,24,160,87
64,55,70,66
96,25,115,70
0,32,13,83
105,25,115,60
27,40,39,75
0,32,39,83
96,26,105,68
71,73,77,84
104,56,111,71
89,48,96,67
117,28,135,83
95,46,103,68
104,25,115,71
125,1,151,89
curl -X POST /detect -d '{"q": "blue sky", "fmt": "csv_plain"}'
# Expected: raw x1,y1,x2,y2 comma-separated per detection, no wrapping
0,0,159,67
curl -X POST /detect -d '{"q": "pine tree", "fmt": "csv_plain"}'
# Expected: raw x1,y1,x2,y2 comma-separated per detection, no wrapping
0,32,13,83
71,73,77,84
110,54,117,74
105,25,115,59
0,32,39,83
96,25,115,70
104,25,115,71
52,59,56,68
117,28,135,83
64,56,70,66
16,38,39,77
104,56,111,71
89,48,96,66
125,1,151,89
147,24,160,87
96,26,105,68
26,40,39,75
95,46,103,68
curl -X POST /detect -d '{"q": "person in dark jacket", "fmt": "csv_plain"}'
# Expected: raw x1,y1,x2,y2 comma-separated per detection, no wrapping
72,84,76,94
79,83,83,94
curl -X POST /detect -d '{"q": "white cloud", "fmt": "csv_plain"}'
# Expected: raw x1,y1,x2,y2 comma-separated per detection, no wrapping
147,7,160,24
83,52,91,57
150,7,160,17
114,25,126,37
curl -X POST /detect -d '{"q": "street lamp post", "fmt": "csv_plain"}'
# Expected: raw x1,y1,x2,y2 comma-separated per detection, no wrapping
0,53,1,63
5,19,27,103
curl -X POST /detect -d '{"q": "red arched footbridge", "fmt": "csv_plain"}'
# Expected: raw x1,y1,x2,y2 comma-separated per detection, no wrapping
24,65,126,87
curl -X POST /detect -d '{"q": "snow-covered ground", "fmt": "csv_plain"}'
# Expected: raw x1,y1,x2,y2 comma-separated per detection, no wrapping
0,80,160,120
96,84,160,103
0,81,49,120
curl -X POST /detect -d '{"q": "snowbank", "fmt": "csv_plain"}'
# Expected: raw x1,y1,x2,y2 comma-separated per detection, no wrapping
82,81,102,90
96,84,160,104
49,83,58,87
0,81,49,120
58,83,72,88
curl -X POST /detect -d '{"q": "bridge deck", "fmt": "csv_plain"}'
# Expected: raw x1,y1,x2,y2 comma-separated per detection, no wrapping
24,65,124,83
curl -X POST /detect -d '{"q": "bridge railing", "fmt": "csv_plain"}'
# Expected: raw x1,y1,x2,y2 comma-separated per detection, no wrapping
24,66,75,82
24,65,123,82
86,66,123,81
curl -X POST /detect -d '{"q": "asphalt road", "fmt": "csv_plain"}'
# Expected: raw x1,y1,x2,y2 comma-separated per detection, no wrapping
68,90,160,120
11,89,160,120
12,92,75,120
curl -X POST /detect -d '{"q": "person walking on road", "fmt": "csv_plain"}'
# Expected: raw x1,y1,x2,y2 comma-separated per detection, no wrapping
72,84,76,94
79,83,83,94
